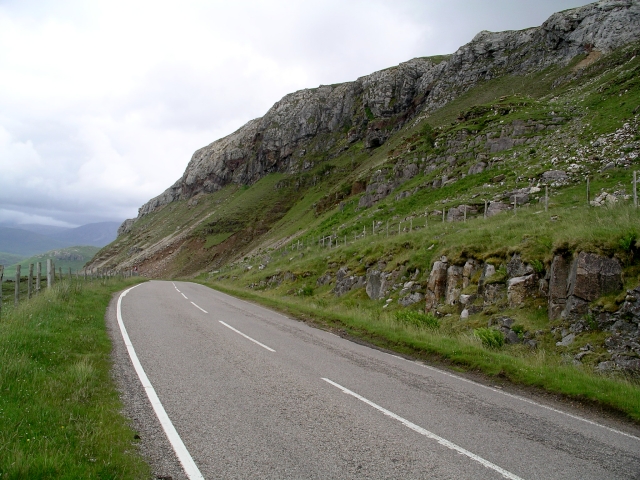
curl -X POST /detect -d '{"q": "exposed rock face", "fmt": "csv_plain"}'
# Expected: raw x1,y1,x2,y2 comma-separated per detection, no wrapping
445,265,464,305
548,255,572,320
463,259,481,289
121,0,640,234
334,266,365,296
399,292,424,307
508,274,539,307
425,257,449,312
117,219,135,237
366,269,393,300
563,252,623,319
486,201,510,217
507,254,534,278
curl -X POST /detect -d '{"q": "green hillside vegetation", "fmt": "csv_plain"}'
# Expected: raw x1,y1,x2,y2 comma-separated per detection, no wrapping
2,246,100,279
100,40,640,419
0,252,24,267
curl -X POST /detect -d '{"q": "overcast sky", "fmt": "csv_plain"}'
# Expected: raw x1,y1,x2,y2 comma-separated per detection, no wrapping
0,0,593,227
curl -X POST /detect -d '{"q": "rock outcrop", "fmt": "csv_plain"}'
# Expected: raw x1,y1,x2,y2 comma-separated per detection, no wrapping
120,0,640,234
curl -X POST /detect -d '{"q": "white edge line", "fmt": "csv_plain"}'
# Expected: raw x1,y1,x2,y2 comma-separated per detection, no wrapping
117,285,204,480
322,378,523,480
219,320,275,352
191,301,208,314
392,354,640,442
181,293,188,299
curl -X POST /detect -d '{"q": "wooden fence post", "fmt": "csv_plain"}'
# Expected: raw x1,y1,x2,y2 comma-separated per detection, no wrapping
15,264,21,306
36,262,41,293
484,200,488,219
442,208,445,223
28,264,33,299
545,185,549,212
47,259,52,288
0,265,4,318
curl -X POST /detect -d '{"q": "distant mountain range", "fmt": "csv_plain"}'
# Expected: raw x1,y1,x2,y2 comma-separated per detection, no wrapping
0,221,120,258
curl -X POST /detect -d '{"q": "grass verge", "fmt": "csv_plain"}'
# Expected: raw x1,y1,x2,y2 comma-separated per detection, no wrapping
0,278,150,479
204,280,640,424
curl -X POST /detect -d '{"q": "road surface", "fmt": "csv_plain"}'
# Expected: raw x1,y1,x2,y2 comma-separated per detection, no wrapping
107,280,640,479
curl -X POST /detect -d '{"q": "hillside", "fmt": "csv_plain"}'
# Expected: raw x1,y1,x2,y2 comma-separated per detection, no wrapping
1,246,100,278
87,0,640,398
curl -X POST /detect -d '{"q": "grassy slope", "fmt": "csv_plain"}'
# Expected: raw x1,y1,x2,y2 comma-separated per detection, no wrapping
0,278,150,479
2,246,100,278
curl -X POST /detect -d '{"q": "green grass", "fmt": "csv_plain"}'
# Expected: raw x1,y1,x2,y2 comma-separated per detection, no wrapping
474,328,505,348
0,277,150,479
205,280,640,422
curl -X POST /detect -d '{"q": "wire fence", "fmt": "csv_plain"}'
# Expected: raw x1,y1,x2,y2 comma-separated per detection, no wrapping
0,261,139,318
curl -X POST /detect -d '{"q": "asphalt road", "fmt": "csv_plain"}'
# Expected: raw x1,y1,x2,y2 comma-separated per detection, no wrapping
108,280,640,479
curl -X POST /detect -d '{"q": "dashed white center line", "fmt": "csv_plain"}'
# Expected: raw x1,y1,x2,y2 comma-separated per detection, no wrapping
181,293,188,299
219,320,275,352
322,378,524,480
191,302,208,314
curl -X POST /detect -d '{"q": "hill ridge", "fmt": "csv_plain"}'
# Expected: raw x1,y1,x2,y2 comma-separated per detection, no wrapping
121,0,640,230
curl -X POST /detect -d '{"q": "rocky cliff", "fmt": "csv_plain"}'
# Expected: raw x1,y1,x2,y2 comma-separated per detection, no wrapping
122,0,640,233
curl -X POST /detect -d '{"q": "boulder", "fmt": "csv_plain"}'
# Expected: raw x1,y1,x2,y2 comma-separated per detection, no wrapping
556,333,575,347
334,267,365,296
507,253,533,278
590,191,618,207
447,205,476,222
477,263,496,294
316,273,332,286
468,162,487,175
508,274,538,306
366,269,393,300
548,255,570,320
366,270,384,299
425,257,449,312
399,292,424,307
562,252,622,319
446,265,464,305
486,201,510,217
403,163,419,180
483,283,507,306
462,259,481,289
541,170,568,184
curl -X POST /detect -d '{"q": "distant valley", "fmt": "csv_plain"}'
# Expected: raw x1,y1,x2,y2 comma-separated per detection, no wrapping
0,221,120,273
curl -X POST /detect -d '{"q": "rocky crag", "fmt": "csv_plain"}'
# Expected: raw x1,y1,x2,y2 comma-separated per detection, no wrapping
122,0,640,230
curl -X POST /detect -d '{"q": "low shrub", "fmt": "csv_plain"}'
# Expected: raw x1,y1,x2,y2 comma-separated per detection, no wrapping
394,310,440,329
474,327,505,348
